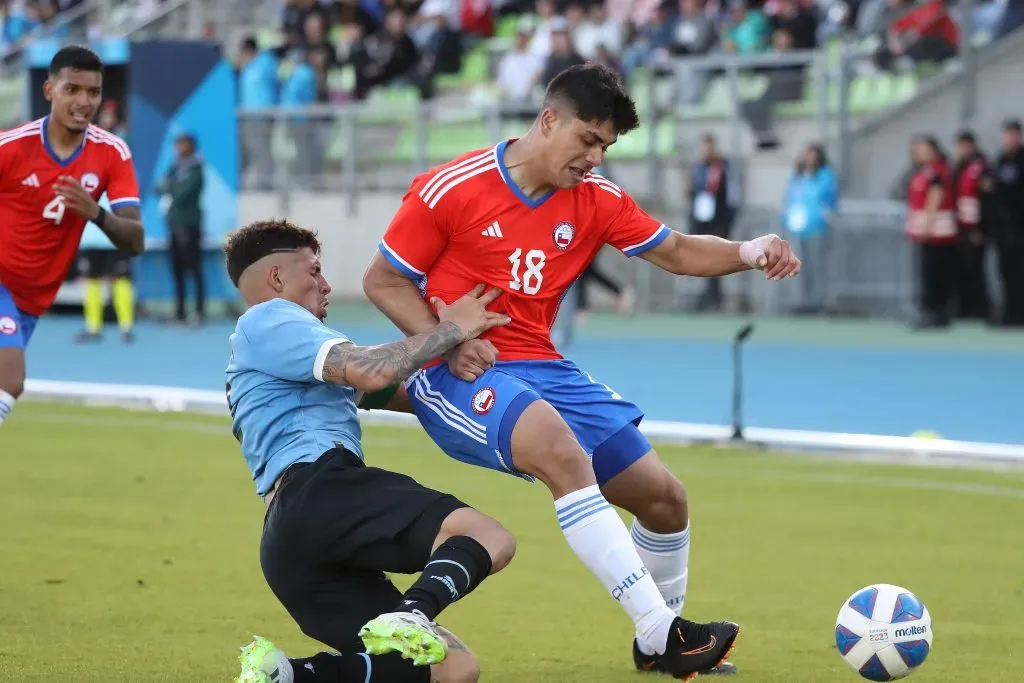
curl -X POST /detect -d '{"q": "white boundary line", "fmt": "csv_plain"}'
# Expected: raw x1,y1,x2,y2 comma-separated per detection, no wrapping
22,379,1024,466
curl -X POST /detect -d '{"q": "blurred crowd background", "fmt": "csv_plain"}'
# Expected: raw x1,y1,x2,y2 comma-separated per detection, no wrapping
1,0,1023,341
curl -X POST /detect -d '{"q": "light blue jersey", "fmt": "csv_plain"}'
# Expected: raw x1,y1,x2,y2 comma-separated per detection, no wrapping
225,298,363,495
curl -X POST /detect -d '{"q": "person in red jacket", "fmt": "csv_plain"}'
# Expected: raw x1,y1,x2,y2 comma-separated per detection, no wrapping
951,130,993,321
906,135,957,329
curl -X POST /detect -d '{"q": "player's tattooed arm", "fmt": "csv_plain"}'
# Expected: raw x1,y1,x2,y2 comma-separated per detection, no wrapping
101,204,145,255
322,284,509,391
320,321,465,391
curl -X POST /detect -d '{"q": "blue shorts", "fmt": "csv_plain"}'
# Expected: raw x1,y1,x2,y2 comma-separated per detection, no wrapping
0,283,38,349
406,359,651,486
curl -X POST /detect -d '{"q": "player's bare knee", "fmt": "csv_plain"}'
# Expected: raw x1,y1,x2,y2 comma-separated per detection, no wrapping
437,508,517,573
0,351,26,398
430,647,480,683
643,475,689,531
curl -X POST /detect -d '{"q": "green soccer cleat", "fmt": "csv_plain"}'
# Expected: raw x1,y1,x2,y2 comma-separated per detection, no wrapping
237,635,292,683
359,611,448,666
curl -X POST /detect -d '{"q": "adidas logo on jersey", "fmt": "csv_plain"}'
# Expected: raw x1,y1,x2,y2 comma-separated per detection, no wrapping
21,173,39,187
481,221,503,238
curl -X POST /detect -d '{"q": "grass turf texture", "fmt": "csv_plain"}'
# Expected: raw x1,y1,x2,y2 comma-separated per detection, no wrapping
2,402,1022,682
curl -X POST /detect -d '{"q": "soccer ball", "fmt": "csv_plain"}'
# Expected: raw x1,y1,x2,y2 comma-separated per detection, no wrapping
835,584,933,681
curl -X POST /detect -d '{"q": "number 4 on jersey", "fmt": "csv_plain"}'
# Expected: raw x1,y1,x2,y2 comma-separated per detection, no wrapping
508,248,546,295
43,196,66,225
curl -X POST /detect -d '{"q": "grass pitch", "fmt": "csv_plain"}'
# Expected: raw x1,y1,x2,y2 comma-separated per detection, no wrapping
1,402,1022,682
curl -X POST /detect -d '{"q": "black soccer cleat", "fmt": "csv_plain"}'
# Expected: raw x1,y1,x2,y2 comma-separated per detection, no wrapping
633,640,739,677
659,617,741,681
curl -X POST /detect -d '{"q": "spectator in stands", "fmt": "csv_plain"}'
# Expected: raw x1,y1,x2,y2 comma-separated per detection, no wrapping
303,10,338,68
669,0,718,57
281,48,326,185
156,133,206,327
620,4,676,73
412,0,464,97
2,0,37,50
873,0,958,72
666,0,718,104
768,0,818,49
528,0,559,58
336,0,380,37
740,27,804,150
281,0,329,39
687,133,742,311
992,119,1024,326
951,130,993,321
460,0,495,41
573,2,625,59
783,143,837,316
537,17,585,87
906,135,957,329
350,7,419,99
97,100,128,141
237,36,279,191
721,0,770,55
497,17,544,116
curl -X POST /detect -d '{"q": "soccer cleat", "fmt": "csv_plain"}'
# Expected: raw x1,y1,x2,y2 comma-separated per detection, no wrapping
359,611,448,666
237,636,293,683
659,617,741,681
633,640,739,676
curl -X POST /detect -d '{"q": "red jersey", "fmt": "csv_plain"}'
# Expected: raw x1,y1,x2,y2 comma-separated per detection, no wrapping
953,154,989,228
0,117,140,315
379,141,670,361
906,159,956,244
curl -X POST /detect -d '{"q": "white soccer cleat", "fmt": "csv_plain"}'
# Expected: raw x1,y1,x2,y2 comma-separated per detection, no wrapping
359,611,448,666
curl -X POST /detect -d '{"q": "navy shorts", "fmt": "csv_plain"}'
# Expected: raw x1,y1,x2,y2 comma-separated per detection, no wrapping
406,359,652,486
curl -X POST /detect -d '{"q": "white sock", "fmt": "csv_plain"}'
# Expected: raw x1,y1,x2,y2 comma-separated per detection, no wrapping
631,520,691,655
555,485,678,654
0,390,15,425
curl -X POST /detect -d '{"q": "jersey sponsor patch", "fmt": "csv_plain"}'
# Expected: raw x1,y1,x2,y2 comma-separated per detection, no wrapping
552,221,575,251
471,386,497,415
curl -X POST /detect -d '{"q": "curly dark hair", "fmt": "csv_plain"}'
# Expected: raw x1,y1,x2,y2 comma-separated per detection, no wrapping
544,63,639,134
223,218,321,287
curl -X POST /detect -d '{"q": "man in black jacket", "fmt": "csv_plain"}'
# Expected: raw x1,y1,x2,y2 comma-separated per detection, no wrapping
157,132,205,325
992,120,1024,326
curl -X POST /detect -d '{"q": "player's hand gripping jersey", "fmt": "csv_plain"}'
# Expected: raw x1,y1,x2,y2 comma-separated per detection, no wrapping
0,117,140,316
379,141,670,361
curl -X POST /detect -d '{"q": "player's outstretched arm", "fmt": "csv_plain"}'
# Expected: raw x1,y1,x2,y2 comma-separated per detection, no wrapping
639,230,801,281
322,284,510,392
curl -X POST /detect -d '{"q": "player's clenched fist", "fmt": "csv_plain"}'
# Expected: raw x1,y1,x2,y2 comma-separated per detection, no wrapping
739,233,802,281
431,283,511,342
445,339,500,382
53,175,101,221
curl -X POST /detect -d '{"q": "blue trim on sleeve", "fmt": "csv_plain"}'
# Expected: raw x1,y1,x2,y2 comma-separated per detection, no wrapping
624,225,671,257
109,198,140,208
377,242,423,281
